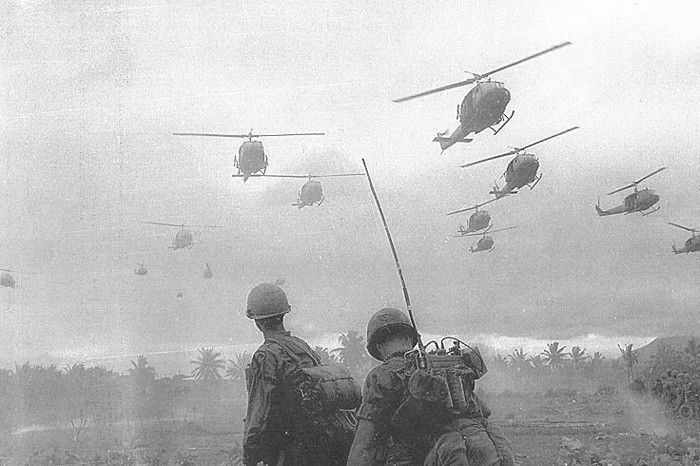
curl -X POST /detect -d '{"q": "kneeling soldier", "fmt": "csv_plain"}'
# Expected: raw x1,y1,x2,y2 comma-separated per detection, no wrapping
348,307,514,466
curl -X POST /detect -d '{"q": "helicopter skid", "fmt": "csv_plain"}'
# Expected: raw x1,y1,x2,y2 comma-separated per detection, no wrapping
528,173,542,190
490,110,514,135
641,206,660,216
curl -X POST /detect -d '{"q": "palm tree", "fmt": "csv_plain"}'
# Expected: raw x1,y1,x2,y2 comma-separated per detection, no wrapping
570,346,589,366
332,330,368,375
528,354,545,369
129,356,156,385
190,347,226,381
541,342,569,367
618,343,638,382
226,352,251,382
492,354,509,370
313,346,338,364
508,348,531,373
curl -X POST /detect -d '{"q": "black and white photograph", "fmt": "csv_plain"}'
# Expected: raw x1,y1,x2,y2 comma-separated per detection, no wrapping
1,1,699,464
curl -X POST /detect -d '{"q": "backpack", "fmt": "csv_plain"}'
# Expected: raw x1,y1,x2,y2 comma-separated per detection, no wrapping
266,335,361,464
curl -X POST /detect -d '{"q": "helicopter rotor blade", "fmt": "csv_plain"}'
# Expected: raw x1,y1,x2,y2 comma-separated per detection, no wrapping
516,126,580,151
459,226,515,238
460,126,579,169
392,78,480,103
307,173,365,178
607,167,666,195
392,41,571,103
668,222,698,233
472,41,572,82
173,132,324,138
233,173,364,179
142,221,186,228
460,150,518,169
173,132,252,138
253,132,325,137
633,166,667,185
142,221,221,228
446,197,499,216
486,226,517,234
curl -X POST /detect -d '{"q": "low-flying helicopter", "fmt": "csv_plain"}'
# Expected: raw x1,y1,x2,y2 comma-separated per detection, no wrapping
135,263,148,276
595,167,666,217
0,269,16,288
392,42,572,151
458,126,579,202
203,262,213,279
173,130,324,181
457,227,516,253
446,197,499,231
668,223,700,254
142,222,222,250
241,172,365,208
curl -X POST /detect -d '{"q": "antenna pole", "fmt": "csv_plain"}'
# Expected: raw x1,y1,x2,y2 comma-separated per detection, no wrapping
362,159,424,351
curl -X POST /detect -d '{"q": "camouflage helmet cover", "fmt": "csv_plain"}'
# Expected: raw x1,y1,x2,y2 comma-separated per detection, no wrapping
246,283,291,319
366,307,419,360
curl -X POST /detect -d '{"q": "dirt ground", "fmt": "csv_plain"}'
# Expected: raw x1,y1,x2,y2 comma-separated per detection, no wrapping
2,393,699,465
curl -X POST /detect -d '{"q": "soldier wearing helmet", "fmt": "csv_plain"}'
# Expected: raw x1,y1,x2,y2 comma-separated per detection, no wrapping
348,308,514,466
242,283,335,465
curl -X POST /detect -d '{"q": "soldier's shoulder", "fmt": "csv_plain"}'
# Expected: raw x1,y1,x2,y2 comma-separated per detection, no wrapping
364,357,406,390
251,343,282,366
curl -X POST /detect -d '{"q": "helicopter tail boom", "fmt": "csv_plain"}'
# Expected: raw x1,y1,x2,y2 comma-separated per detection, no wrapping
433,126,472,151
595,203,626,216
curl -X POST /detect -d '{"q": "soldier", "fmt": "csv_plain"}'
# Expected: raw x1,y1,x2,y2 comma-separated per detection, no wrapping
348,307,514,466
242,282,353,466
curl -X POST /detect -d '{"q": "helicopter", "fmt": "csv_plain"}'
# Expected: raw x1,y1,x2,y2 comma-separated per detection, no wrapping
457,127,579,203
668,223,700,254
173,130,325,181
237,172,365,208
595,167,666,217
446,197,500,232
457,227,516,253
0,269,16,288
142,222,223,250
135,263,148,276
392,42,572,152
203,262,213,279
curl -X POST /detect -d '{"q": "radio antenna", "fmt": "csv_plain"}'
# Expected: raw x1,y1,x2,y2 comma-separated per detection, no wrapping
362,159,425,352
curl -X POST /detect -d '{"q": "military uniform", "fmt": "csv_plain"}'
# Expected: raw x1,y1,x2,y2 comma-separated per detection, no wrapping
243,330,324,465
356,355,514,466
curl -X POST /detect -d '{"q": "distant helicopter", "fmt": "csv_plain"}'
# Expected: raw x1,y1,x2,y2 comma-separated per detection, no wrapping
203,262,213,279
135,263,148,276
173,130,325,181
669,223,700,254
458,127,579,202
239,172,364,208
0,269,16,288
446,197,499,231
142,222,222,250
392,42,572,151
457,227,516,253
595,167,666,217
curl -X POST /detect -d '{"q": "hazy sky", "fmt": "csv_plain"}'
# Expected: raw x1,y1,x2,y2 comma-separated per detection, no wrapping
1,0,699,367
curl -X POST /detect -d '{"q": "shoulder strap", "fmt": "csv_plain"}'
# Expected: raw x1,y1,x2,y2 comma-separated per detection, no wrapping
265,334,321,366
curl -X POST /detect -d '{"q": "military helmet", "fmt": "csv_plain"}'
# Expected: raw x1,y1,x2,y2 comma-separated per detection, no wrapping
366,307,419,360
246,283,291,319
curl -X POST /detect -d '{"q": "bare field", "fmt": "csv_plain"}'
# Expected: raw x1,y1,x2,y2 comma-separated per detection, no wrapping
2,392,699,465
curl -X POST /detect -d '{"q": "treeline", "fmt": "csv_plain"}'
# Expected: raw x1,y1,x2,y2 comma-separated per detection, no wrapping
483,338,700,395
0,332,374,436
